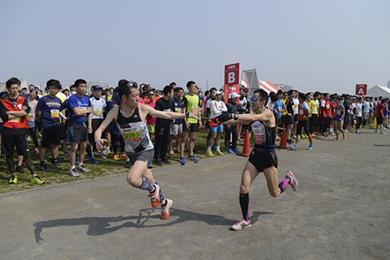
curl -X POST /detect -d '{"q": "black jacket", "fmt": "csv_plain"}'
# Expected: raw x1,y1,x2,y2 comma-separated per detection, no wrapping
226,99,246,114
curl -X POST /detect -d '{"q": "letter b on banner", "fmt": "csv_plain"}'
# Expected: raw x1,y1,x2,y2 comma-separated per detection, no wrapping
228,72,235,84
225,63,240,85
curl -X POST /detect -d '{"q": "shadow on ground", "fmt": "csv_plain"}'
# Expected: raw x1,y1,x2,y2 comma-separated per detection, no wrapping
33,209,273,244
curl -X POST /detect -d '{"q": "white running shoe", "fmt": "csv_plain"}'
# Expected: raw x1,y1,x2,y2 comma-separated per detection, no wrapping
161,199,173,220
77,164,90,173
286,171,298,192
69,168,79,177
231,219,251,231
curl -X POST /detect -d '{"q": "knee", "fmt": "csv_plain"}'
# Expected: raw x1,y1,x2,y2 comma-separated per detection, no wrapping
269,188,280,198
126,174,141,188
240,184,249,194
70,145,78,152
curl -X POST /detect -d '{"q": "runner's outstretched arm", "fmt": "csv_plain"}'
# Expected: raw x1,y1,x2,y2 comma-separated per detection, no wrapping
94,106,119,149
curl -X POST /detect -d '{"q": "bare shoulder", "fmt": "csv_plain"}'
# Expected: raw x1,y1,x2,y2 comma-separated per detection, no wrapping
261,109,275,127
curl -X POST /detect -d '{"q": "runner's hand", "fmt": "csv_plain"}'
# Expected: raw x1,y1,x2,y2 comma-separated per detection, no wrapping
87,126,92,134
96,138,108,150
189,107,203,120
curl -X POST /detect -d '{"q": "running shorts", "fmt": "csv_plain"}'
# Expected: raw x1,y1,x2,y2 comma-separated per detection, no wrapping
248,149,278,172
183,123,199,132
126,149,153,169
170,124,183,135
41,125,62,147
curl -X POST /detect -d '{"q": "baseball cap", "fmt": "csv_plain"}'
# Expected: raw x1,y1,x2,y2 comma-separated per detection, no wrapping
92,85,103,91
230,92,240,98
214,91,222,95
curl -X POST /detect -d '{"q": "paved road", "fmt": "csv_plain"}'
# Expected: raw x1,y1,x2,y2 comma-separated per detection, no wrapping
1,128,389,260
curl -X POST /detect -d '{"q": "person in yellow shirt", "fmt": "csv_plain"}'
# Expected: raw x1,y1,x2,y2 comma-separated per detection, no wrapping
310,92,320,136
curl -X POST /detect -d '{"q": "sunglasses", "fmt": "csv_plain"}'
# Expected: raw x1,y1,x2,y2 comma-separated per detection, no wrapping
149,93,155,96
251,97,264,102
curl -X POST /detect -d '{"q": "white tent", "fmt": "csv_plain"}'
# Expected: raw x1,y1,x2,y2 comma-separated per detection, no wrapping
367,85,390,98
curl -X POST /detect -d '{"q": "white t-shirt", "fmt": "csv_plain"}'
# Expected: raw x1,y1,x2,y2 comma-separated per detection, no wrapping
90,96,106,120
210,100,227,119
355,103,362,117
239,97,247,110
293,97,299,115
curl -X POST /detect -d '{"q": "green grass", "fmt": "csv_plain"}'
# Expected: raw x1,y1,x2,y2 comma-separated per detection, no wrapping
0,128,245,194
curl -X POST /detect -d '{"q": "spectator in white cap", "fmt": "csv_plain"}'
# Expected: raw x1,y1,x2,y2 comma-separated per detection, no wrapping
225,92,246,153
205,91,227,156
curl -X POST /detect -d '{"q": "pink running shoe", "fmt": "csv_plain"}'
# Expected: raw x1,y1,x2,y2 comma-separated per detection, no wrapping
231,219,251,231
148,184,161,208
286,171,298,192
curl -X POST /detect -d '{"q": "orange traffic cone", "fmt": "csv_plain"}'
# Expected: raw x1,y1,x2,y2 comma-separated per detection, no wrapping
239,129,251,157
276,126,288,149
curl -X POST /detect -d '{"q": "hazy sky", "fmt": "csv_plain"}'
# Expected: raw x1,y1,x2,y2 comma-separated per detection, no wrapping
1,0,389,94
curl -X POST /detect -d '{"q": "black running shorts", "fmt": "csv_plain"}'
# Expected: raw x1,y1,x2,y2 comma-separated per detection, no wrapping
69,122,88,143
1,134,29,155
248,149,278,172
41,126,62,147
183,123,199,132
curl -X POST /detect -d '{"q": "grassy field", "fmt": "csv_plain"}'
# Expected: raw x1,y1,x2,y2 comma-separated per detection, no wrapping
0,128,246,194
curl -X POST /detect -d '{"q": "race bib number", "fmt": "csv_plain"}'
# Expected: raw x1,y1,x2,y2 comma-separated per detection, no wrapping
163,109,171,112
27,114,33,121
123,129,142,142
192,105,198,112
336,110,341,115
278,107,283,112
9,117,20,122
326,104,330,109
79,106,87,111
175,108,181,113
51,109,59,119
252,122,265,145
94,109,102,116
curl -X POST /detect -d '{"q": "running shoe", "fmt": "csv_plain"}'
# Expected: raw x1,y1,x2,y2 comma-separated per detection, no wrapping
289,145,298,150
205,150,214,157
125,160,132,169
330,132,335,136
154,159,163,167
306,145,313,150
355,130,360,133
380,131,386,134
226,149,234,154
179,157,186,165
69,168,79,177
51,160,62,167
40,163,48,171
292,135,296,139
148,184,161,208
188,155,199,163
333,138,340,141
100,152,107,160
215,150,223,156
9,175,18,184
114,154,120,161
343,133,346,140
169,150,175,155
286,171,298,192
88,157,100,164
56,156,61,161
77,164,90,173
120,153,127,159
231,219,251,231
232,148,241,154
161,159,171,165
161,199,173,220
63,151,70,156
31,175,45,185
16,165,26,173
311,133,316,137
287,139,294,145
374,130,378,133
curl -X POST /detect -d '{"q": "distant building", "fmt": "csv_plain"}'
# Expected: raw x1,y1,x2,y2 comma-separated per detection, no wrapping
0,79,27,92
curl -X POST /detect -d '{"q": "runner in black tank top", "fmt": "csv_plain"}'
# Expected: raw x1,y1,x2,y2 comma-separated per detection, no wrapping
218,89,299,231
93,80,201,220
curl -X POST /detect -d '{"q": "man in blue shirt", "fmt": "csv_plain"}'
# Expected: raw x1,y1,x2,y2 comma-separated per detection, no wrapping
68,79,92,177
169,87,184,154
274,90,284,129
36,79,64,170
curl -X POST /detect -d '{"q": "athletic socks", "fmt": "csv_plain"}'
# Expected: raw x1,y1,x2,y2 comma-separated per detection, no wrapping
278,178,291,194
239,193,250,221
216,146,220,151
154,180,165,203
206,146,211,152
138,176,154,192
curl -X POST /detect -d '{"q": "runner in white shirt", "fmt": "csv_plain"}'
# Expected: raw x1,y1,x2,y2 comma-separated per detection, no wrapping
355,97,363,133
89,85,107,162
292,91,299,138
205,91,227,156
